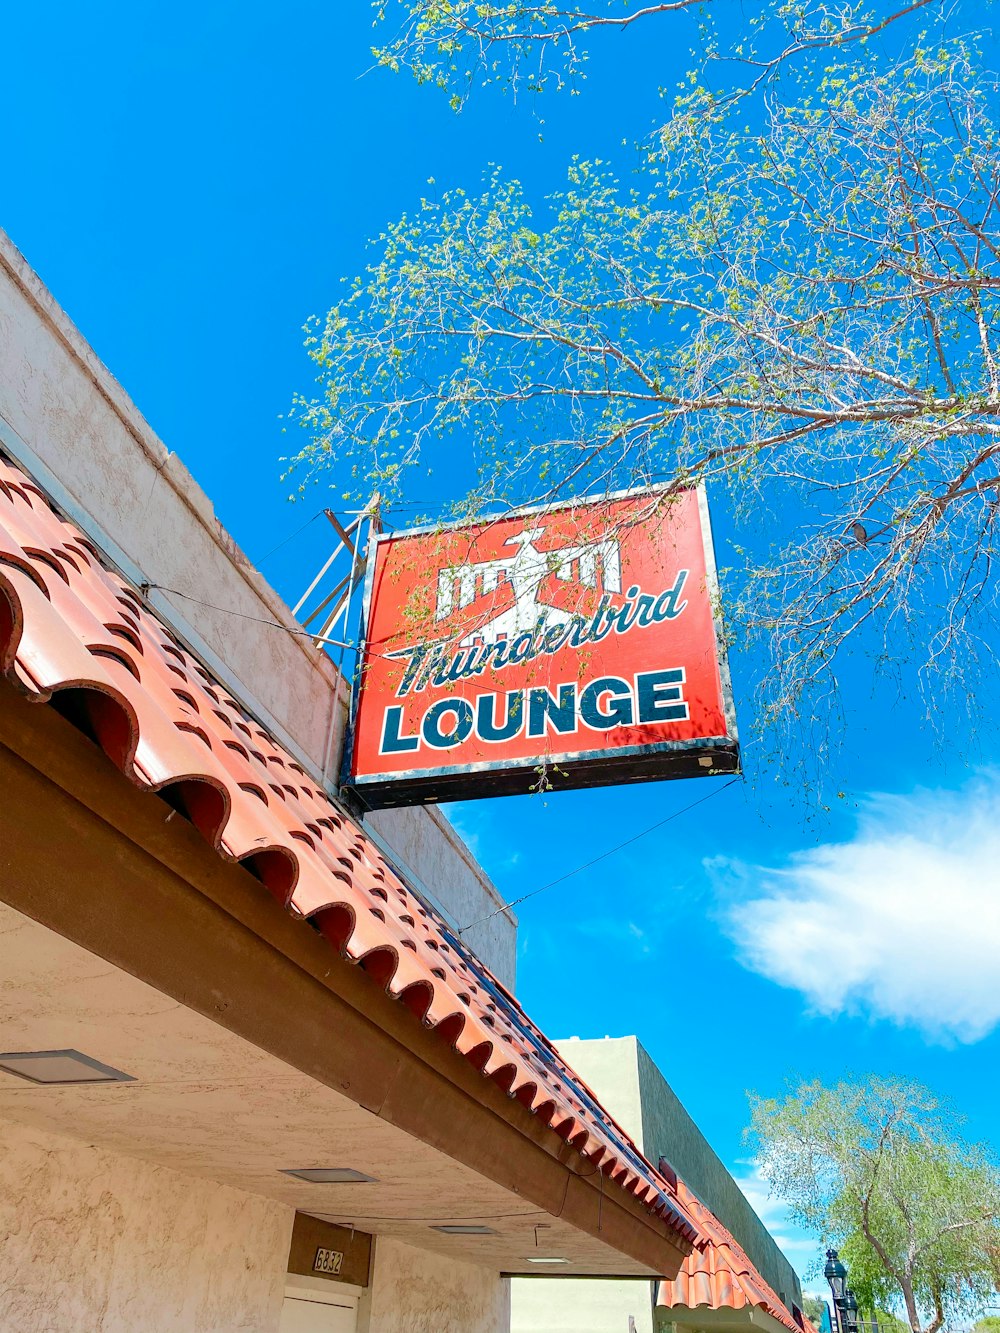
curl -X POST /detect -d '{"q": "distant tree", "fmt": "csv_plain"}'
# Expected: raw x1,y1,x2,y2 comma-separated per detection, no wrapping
748,1078,1000,1333
803,1294,830,1327
971,1319,1000,1333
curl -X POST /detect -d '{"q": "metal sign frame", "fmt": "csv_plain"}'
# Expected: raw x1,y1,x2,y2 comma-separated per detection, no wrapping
341,482,739,809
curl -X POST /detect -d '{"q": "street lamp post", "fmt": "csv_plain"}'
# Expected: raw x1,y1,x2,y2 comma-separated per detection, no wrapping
844,1289,860,1333
824,1249,847,1333
825,1250,861,1333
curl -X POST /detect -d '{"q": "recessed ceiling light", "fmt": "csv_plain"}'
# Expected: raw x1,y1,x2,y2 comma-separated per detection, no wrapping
280,1168,378,1184
526,1257,569,1265
432,1225,498,1236
0,1050,134,1085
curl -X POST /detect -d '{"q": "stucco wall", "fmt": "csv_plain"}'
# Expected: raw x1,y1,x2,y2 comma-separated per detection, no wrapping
558,1037,800,1306
557,1036,647,1147
0,227,515,985
370,806,517,989
361,1236,510,1333
511,1036,802,1333
0,1114,292,1333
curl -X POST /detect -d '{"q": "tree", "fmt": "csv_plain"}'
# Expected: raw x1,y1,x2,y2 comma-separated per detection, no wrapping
803,1293,830,1327
289,6,1000,769
748,1077,1000,1333
370,0,939,107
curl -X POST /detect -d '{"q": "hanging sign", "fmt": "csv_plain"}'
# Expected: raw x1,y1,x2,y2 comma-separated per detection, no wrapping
344,485,738,807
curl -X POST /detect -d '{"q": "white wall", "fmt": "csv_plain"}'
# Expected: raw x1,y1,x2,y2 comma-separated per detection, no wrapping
361,1236,510,1333
0,1115,292,1333
0,227,516,985
511,1277,654,1333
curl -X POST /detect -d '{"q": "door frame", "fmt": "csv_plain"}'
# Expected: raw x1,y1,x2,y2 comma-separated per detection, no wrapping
283,1273,363,1312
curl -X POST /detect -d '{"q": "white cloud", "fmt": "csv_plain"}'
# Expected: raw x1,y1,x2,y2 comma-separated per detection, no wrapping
719,779,1000,1043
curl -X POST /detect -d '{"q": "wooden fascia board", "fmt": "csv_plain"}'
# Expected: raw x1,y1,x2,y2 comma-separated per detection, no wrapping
0,681,689,1277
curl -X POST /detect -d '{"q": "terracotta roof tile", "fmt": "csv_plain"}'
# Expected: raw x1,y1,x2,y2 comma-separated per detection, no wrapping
0,452,697,1243
657,1177,803,1331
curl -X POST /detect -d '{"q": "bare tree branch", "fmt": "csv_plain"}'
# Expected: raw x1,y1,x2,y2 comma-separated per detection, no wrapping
291,22,1000,776
370,0,940,106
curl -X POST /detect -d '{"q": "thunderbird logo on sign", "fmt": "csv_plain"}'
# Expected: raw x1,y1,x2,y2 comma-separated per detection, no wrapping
437,526,622,646
345,485,739,807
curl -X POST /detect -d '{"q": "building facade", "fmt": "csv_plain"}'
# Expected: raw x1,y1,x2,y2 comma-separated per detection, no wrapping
0,227,806,1333
0,228,700,1332
511,1037,804,1333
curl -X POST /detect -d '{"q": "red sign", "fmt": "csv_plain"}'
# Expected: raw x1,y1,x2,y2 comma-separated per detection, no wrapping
345,486,738,806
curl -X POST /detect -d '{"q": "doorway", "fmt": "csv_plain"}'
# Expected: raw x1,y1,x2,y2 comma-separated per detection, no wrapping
278,1278,360,1333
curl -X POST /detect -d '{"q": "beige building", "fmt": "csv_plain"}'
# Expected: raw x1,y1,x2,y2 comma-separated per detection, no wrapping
0,229,700,1332
512,1037,806,1333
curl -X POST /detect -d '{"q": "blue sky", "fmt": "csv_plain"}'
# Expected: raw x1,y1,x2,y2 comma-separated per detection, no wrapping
5,0,999,1292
